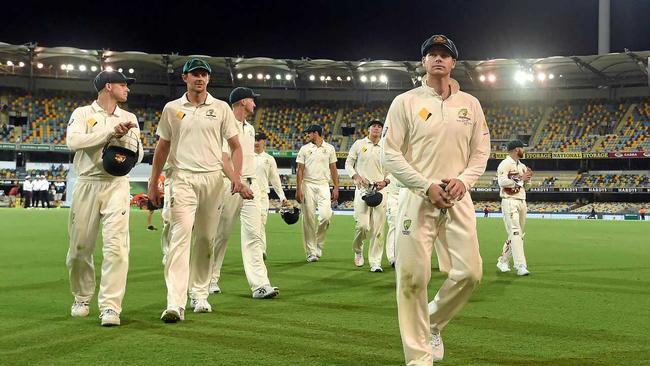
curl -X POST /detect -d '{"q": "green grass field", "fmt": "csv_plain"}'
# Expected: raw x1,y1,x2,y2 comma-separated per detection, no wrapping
0,209,649,366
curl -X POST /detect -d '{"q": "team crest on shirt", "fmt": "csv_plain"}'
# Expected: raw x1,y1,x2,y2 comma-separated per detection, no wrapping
361,146,367,153
457,108,472,125
206,109,216,118
176,111,186,120
402,218,412,235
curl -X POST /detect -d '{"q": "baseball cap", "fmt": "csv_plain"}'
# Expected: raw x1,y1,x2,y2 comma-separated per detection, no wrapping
93,71,135,92
229,87,260,105
182,58,212,74
421,34,459,59
507,139,525,151
366,119,384,129
304,124,323,135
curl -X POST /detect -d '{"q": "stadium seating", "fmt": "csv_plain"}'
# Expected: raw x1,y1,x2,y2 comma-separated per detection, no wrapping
255,101,339,151
483,103,543,143
533,100,627,152
1,90,649,155
573,172,650,187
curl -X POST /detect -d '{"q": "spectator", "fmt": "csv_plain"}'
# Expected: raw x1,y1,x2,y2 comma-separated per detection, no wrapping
8,181,19,207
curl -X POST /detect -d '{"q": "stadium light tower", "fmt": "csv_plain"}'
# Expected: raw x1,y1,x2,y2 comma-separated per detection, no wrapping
237,73,243,79
479,75,486,82
91,65,98,72
36,63,43,69
487,74,496,83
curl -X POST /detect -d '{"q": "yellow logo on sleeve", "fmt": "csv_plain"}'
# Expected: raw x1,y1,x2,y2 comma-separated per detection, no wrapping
418,108,431,121
86,118,97,128
176,111,186,120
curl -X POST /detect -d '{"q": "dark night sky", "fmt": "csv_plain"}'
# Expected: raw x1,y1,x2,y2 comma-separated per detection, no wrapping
2,0,650,61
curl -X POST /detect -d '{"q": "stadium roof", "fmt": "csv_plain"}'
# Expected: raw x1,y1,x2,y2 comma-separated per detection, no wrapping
0,42,648,91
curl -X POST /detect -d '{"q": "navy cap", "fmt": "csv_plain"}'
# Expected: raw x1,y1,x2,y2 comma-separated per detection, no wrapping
255,132,267,141
93,71,135,92
507,139,525,151
421,34,459,59
366,119,384,129
229,87,260,105
305,124,323,135
182,58,212,74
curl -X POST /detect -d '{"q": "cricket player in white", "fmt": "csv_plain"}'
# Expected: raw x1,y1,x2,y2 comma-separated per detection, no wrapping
192,87,278,301
496,139,533,276
382,34,490,364
254,133,288,258
66,70,143,326
296,124,339,262
345,119,389,272
148,59,245,323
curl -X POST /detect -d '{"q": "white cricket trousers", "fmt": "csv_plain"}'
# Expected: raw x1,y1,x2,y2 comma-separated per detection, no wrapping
161,176,171,264
191,177,270,295
500,198,527,267
387,188,451,272
396,189,482,366
164,170,224,310
259,193,270,254
352,188,386,267
385,187,399,264
301,181,332,257
66,176,130,314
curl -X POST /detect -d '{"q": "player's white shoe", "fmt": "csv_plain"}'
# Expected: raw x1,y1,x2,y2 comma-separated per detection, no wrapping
370,265,383,273
354,252,364,267
430,330,444,361
161,307,185,323
71,300,90,317
496,257,511,272
306,255,319,262
190,298,212,313
252,285,279,299
209,282,221,294
100,309,120,326
515,265,530,276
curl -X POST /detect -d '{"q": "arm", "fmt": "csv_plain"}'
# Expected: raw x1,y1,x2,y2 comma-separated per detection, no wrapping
268,157,287,203
296,163,305,203
66,109,113,151
345,141,367,188
147,138,171,207
382,97,451,208
381,97,430,193
128,115,144,164
455,101,491,191
497,162,522,188
227,136,252,198
221,151,236,182
329,162,339,202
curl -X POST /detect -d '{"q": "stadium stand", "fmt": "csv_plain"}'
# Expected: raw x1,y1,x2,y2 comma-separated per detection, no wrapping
483,103,543,142
532,99,628,152
2,90,650,156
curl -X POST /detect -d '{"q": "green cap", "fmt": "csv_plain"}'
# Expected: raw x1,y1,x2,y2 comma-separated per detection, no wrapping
507,139,525,151
182,58,212,74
